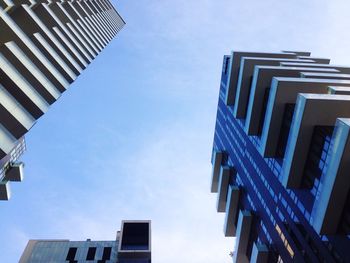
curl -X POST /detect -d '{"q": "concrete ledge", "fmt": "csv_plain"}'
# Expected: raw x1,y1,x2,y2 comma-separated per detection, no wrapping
4,162,24,182
232,210,253,263
260,77,350,158
328,86,350,95
118,220,151,260
211,151,224,193
312,118,350,234
281,50,311,56
223,185,240,237
225,51,297,106
301,72,350,80
216,166,234,212
245,66,338,135
233,57,314,119
297,56,330,64
280,62,350,74
0,181,10,200
281,94,350,188
250,243,269,263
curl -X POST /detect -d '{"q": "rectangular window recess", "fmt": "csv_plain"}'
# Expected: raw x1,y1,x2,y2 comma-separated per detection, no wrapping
102,247,112,260
86,247,97,261
66,247,77,261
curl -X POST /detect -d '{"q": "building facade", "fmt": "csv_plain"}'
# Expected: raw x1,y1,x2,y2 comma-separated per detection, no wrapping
19,220,152,263
211,51,350,262
0,0,125,200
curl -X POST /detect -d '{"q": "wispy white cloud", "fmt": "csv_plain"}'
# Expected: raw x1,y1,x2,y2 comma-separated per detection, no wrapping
22,115,234,263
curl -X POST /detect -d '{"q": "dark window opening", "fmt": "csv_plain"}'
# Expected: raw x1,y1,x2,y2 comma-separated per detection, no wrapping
243,76,254,121
86,247,97,261
224,56,230,74
222,151,228,165
295,223,324,262
283,223,315,262
302,126,333,189
324,240,347,263
276,104,295,158
121,223,149,250
66,247,77,261
258,87,271,135
337,190,350,234
102,247,112,260
283,223,303,251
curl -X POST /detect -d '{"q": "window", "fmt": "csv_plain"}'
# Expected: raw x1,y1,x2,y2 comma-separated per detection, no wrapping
102,247,112,260
66,247,77,261
86,247,97,261
338,190,350,234
276,104,295,158
224,56,230,74
258,87,271,135
302,126,333,189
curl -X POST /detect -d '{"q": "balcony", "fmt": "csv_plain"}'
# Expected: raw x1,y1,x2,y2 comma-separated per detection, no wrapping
223,185,240,237
210,151,225,193
280,62,350,74
312,118,350,234
233,56,315,119
281,94,350,188
118,220,151,260
232,210,253,263
260,77,350,158
301,72,350,80
225,51,298,106
217,166,235,212
250,243,269,263
245,65,338,136
4,162,24,182
328,86,350,95
0,181,10,200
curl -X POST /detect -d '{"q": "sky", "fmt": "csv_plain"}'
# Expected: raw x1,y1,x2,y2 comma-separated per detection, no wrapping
1,0,350,262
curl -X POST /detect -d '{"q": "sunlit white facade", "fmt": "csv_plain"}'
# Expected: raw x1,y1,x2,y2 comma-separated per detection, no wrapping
0,0,125,200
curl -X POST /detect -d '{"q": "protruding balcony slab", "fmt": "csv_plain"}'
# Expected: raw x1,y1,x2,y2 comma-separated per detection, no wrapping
328,86,350,95
297,56,330,64
280,62,350,74
281,94,350,188
225,52,298,106
223,185,240,237
1,41,61,104
211,151,224,193
217,166,234,212
260,77,350,158
232,210,253,263
4,162,24,182
0,51,49,119
0,9,69,91
250,243,269,263
118,220,151,260
44,2,100,56
312,118,350,235
0,83,35,139
33,3,94,63
233,57,314,119
301,72,350,80
19,4,87,71
0,123,18,159
245,66,338,135
282,50,311,56
0,181,10,200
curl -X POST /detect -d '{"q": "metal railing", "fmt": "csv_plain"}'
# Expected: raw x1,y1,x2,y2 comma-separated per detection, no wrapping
0,137,26,181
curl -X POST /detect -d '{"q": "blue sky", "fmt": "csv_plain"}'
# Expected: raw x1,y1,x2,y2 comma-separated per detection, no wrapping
1,0,350,262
